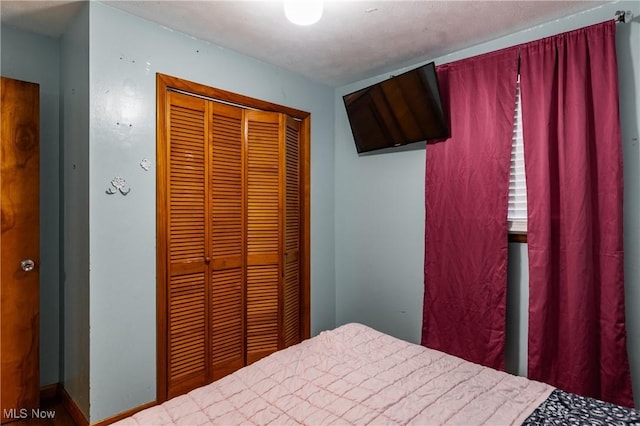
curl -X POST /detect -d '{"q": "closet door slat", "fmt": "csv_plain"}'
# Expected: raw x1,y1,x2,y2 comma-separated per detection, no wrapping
283,116,301,348
210,103,245,379
166,91,210,397
245,111,282,364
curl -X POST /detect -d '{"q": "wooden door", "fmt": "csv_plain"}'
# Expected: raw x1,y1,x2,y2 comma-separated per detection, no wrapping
1,77,40,422
157,73,311,403
283,117,301,348
245,111,282,364
165,91,210,398
209,103,245,380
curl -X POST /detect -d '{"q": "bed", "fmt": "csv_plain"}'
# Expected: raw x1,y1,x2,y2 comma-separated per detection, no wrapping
114,323,639,425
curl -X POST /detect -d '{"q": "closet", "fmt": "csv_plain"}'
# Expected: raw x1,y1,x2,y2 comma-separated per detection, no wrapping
156,74,310,400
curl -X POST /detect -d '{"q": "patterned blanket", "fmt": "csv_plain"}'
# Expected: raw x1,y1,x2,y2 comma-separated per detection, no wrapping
115,323,555,425
523,389,640,425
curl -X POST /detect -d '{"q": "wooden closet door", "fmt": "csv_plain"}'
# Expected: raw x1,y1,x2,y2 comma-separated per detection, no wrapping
209,103,245,379
158,73,310,403
245,111,283,364
283,117,301,348
166,91,210,397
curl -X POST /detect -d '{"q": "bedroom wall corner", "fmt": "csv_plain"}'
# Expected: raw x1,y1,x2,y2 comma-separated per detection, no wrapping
333,77,426,344
60,2,91,420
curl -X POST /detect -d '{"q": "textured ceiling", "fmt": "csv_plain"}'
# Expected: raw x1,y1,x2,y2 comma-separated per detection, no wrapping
1,0,614,86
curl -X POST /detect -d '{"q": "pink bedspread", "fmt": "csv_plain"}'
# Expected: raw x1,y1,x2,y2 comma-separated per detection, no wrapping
115,323,553,425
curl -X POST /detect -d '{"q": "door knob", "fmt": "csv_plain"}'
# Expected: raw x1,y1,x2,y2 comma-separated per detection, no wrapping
20,259,35,272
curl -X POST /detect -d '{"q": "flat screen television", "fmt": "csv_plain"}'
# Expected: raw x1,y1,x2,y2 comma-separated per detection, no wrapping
343,62,449,154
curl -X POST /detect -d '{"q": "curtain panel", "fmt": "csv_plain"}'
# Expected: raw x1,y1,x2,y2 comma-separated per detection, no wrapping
519,20,633,407
422,48,518,370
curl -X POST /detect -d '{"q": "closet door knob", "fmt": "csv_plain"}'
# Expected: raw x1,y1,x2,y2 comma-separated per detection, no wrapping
20,259,35,272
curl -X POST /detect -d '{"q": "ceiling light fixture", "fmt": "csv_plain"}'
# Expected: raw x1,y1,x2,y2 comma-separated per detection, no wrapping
284,1,323,26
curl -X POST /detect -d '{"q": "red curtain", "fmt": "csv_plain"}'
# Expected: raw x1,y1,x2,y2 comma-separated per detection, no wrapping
422,48,518,370
520,21,633,407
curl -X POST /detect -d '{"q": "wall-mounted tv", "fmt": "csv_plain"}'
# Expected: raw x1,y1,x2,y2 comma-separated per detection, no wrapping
343,62,449,154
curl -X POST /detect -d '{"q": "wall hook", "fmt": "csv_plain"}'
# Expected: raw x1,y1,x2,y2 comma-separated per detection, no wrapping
106,176,131,195
140,158,151,171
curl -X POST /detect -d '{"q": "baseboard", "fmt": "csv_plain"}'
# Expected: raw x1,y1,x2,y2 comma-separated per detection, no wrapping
39,383,154,426
59,386,89,426
39,383,60,401
90,401,157,426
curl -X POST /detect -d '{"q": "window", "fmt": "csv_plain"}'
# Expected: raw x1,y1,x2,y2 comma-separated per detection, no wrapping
508,76,527,235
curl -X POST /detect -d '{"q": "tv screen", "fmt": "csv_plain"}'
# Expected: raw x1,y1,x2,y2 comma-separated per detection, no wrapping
343,62,449,154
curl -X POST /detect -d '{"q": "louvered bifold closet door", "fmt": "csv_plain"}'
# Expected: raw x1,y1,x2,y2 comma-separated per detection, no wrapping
166,91,210,398
245,111,283,364
283,117,301,348
209,102,245,380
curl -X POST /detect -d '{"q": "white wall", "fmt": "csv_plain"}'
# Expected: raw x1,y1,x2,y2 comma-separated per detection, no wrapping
60,4,91,419
87,2,336,421
334,0,640,407
1,26,61,388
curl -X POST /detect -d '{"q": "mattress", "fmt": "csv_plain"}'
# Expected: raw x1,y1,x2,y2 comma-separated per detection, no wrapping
114,323,639,425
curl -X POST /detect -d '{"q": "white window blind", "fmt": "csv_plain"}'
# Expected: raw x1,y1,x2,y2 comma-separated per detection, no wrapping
508,76,527,234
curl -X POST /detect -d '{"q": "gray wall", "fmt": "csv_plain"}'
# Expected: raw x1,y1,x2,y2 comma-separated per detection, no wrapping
333,139,426,344
60,4,91,419
1,25,61,388
505,243,529,377
87,2,335,421
618,3,640,408
334,0,640,407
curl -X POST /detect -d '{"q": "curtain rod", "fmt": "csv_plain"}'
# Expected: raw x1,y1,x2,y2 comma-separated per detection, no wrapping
614,10,633,24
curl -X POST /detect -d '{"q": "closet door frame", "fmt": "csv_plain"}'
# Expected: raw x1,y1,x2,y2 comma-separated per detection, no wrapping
156,73,310,402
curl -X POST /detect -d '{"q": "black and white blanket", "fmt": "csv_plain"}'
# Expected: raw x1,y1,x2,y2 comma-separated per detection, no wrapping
524,389,640,425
